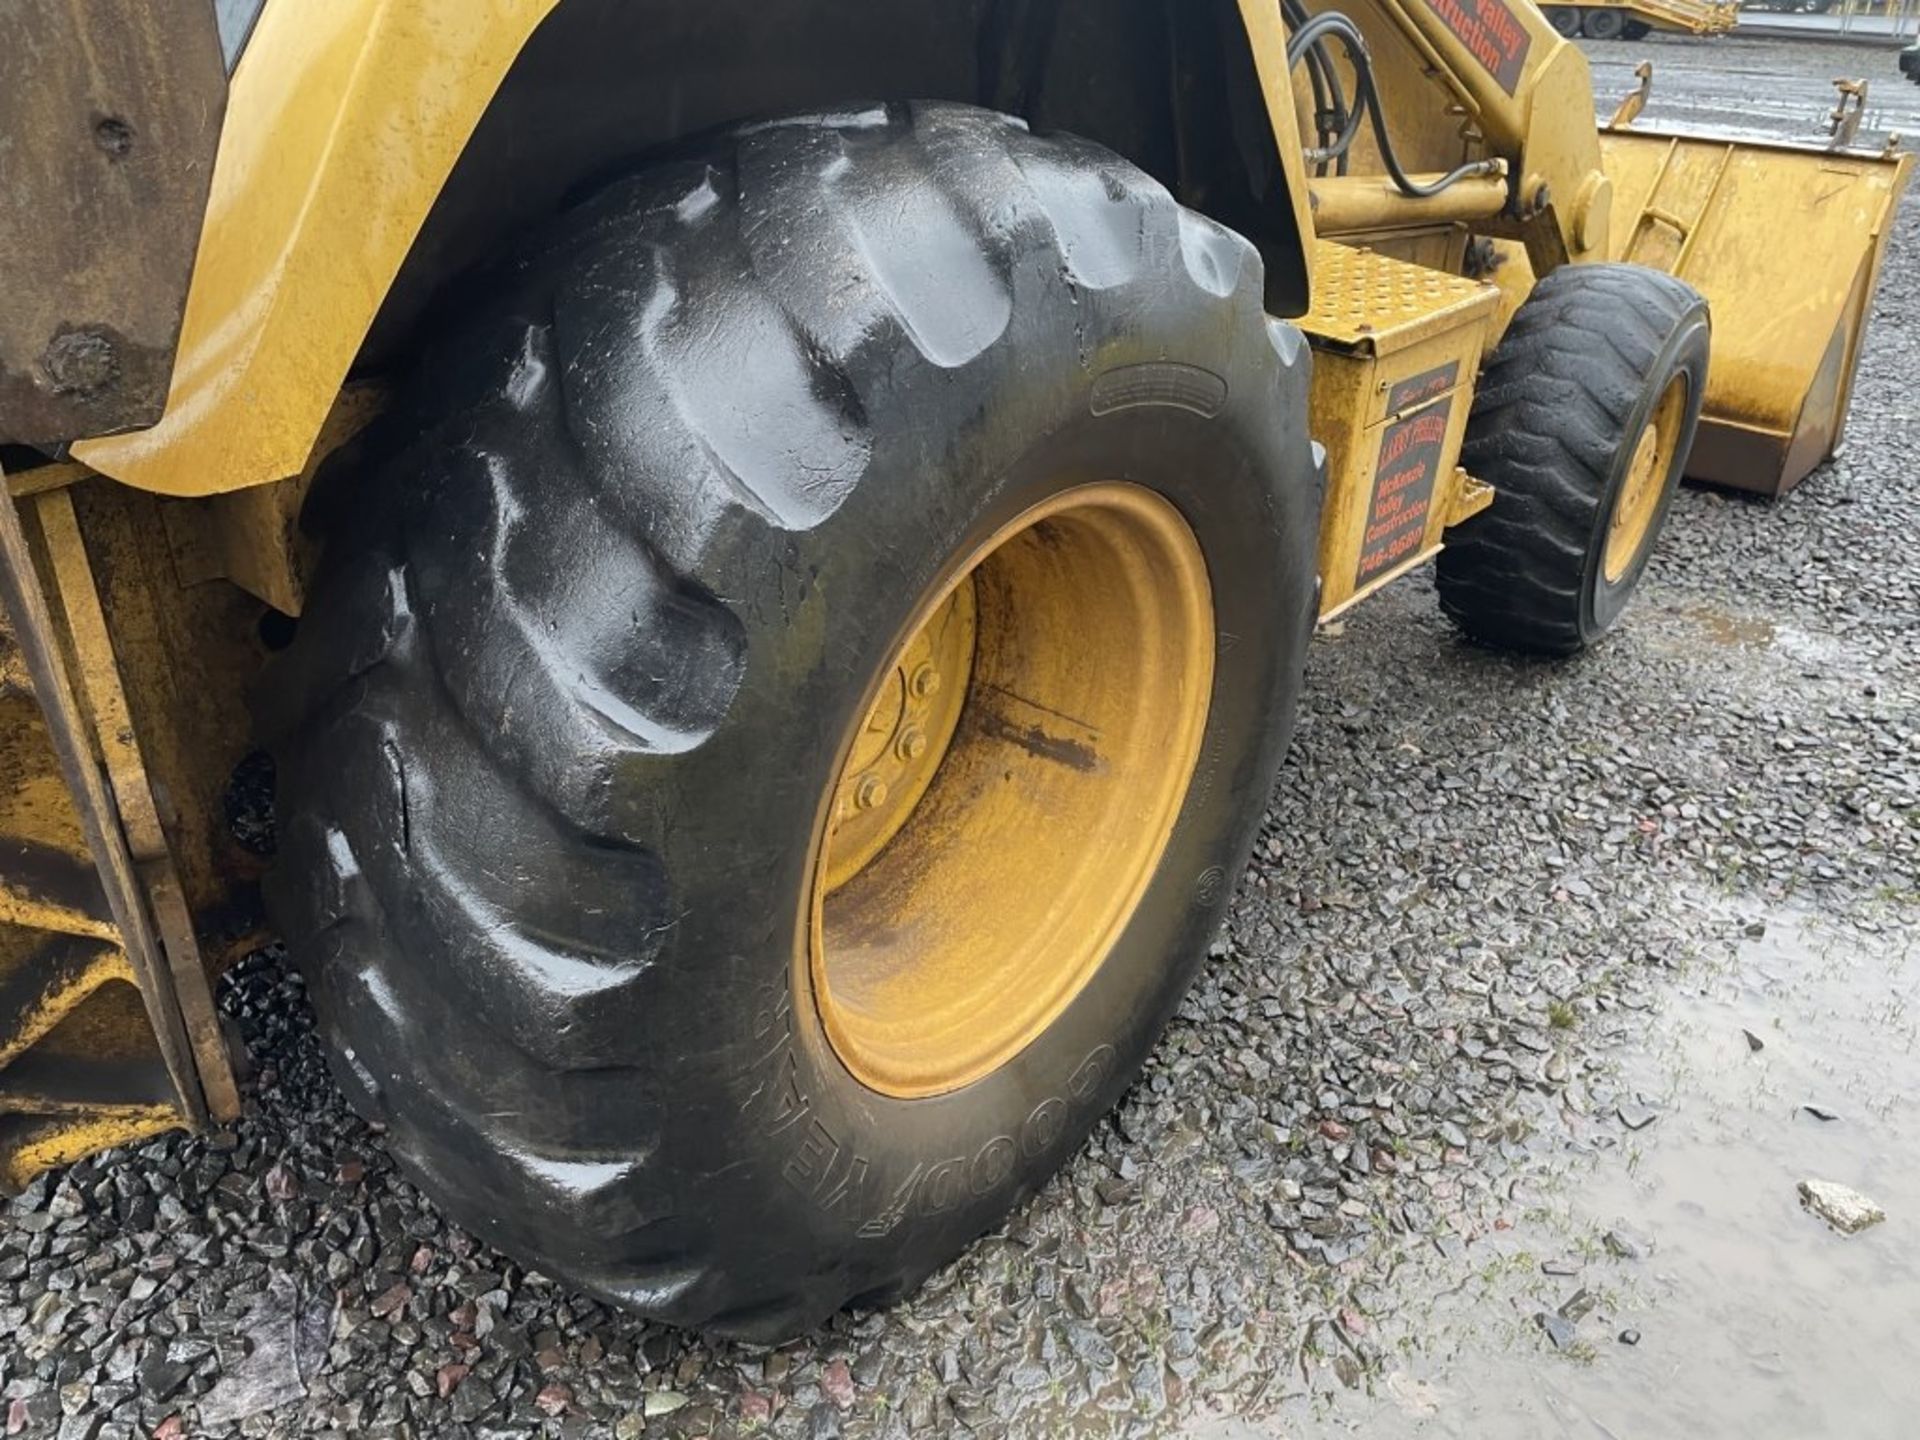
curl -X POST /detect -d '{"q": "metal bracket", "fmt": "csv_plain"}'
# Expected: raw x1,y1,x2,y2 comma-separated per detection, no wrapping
1829,79,1869,151
1444,470,1496,527
1608,62,1654,132
0,462,232,1188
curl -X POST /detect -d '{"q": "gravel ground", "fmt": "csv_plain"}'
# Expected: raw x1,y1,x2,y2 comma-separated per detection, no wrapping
5,37,1917,1440
1583,31,1920,140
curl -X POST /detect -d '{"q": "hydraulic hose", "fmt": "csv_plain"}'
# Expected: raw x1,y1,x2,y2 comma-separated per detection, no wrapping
1283,9,1504,200
1281,0,1353,174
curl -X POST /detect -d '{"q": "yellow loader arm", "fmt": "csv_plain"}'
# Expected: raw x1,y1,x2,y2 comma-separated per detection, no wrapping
1291,0,1911,495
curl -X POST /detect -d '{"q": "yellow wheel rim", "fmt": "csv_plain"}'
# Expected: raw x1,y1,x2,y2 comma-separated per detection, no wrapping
1604,375,1689,584
810,483,1215,1099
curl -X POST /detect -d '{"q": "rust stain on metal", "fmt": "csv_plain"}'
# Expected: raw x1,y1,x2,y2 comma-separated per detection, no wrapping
0,1,226,446
976,706,1103,774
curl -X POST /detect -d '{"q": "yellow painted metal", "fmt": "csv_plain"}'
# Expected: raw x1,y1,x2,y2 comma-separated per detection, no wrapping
73,0,561,494
1605,375,1688,583
0,688,118,943
161,475,315,620
0,495,188,1070
1286,0,1899,506
1549,0,1738,35
1310,169,1510,235
1300,242,1501,619
824,586,977,895
1303,0,1613,271
0,932,133,1073
161,384,386,617
0,944,184,1193
36,491,240,1120
5,463,91,502
76,0,1313,497
809,484,1214,1099
1,1113,183,1194
69,482,275,956
1608,63,1655,132
0,474,207,1192
1237,0,1322,309
1599,130,1914,494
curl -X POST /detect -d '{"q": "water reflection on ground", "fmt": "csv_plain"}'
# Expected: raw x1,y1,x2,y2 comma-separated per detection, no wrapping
1267,906,1919,1439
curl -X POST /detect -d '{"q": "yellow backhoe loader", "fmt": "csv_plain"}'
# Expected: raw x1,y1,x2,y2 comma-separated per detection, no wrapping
1,0,1908,1338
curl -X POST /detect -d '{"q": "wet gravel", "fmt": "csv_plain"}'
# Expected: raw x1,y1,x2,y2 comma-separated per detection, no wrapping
5,37,1917,1440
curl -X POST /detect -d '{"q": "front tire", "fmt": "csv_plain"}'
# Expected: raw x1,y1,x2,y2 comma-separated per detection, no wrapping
1549,7,1587,36
1436,264,1709,655
262,103,1322,1340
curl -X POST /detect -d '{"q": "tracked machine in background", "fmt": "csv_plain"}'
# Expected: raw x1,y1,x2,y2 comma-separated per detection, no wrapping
1,0,1909,1338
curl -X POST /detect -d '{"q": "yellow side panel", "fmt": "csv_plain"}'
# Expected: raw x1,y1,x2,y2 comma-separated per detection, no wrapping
1299,243,1499,619
80,0,1309,498
74,0,560,495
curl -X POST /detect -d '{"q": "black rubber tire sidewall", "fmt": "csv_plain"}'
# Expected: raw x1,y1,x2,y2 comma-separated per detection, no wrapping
264,103,1323,1338
634,370,1315,1321
1586,311,1710,636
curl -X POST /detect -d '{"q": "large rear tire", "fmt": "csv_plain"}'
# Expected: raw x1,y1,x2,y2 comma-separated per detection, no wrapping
1548,7,1587,36
261,103,1322,1340
1436,264,1708,655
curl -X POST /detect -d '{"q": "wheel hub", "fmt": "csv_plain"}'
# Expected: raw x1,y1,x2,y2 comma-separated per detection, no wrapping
824,583,976,892
1605,374,1688,584
810,483,1214,1099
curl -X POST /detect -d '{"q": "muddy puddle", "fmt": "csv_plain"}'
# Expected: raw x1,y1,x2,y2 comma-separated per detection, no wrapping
1192,904,1920,1439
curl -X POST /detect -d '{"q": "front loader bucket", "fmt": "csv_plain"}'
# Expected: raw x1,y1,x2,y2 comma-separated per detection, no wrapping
1599,130,1912,496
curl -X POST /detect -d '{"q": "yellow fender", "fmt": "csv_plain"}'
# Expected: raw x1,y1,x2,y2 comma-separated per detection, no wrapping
75,0,560,494
76,0,1312,498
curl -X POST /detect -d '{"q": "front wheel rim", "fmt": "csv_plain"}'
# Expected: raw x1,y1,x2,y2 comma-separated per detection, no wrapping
809,482,1215,1099
1604,374,1688,584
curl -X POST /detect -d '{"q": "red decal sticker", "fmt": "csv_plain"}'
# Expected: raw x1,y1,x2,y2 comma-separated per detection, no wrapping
1357,402,1450,587
1424,0,1533,96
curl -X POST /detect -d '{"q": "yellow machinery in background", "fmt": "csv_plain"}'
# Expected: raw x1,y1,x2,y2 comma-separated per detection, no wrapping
0,0,1909,1333
1541,0,1739,40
